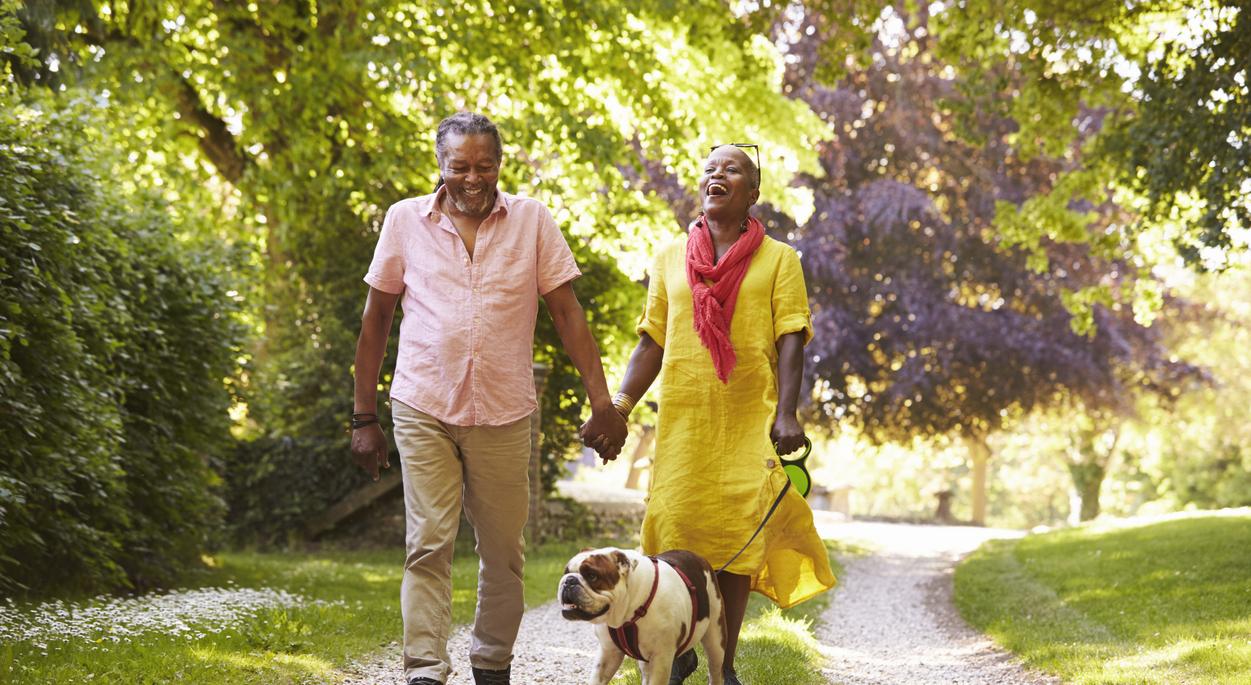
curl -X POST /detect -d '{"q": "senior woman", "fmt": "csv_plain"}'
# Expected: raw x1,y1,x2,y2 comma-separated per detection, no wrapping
589,144,835,684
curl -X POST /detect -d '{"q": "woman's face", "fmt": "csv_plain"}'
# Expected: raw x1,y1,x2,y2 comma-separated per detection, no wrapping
699,145,759,218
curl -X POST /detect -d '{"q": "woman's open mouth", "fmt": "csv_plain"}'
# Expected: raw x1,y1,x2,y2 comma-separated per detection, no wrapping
707,182,729,197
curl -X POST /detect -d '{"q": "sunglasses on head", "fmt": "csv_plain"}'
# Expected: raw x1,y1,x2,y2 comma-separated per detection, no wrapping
709,143,761,189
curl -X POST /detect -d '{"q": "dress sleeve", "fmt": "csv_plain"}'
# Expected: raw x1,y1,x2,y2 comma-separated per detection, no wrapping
364,204,406,294
535,205,582,295
636,247,669,348
773,246,814,345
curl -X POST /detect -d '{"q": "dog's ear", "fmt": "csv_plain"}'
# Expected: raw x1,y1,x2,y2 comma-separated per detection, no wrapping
613,550,633,575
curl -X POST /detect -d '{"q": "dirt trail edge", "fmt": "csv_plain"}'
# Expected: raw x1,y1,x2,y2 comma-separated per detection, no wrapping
813,518,1059,685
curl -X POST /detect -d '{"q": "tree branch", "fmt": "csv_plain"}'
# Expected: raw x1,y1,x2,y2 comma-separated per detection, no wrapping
172,73,248,184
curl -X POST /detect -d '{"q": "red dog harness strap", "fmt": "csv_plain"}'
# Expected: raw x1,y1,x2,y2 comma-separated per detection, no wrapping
669,564,699,656
608,557,659,661
608,556,702,662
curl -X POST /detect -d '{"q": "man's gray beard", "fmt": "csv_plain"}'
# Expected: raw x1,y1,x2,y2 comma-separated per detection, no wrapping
451,189,495,217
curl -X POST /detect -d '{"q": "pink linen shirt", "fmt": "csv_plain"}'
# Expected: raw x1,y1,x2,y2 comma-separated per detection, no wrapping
364,188,581,426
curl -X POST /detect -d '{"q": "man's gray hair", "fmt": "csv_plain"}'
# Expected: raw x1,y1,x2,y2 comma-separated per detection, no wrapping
435,112,503,163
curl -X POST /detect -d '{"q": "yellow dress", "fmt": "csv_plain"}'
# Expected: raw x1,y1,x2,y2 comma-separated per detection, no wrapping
638,235,836,608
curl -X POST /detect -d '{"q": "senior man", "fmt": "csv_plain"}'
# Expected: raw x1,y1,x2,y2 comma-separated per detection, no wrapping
350,112,628,685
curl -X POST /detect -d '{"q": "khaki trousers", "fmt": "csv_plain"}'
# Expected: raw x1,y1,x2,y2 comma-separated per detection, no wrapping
392,401,532,683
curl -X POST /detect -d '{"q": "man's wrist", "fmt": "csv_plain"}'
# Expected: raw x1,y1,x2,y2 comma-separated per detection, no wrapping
589,395,615,414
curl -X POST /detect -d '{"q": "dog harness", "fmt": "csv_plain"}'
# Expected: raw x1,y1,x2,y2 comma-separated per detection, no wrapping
608,556,700,662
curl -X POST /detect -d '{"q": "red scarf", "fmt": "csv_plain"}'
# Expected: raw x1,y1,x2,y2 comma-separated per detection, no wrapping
686,215,764,383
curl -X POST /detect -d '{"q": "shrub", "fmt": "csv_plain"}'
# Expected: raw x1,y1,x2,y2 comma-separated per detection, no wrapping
0,94,243,594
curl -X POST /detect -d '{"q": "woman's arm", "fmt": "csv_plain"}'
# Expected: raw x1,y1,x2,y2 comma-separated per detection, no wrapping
581,333,663,460
771,330,807,455
619,333,663,404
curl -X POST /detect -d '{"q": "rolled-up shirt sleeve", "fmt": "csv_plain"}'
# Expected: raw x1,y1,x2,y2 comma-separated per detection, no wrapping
773,247,814,345
636,248,669,348
364,204,405,294
535,206,582,295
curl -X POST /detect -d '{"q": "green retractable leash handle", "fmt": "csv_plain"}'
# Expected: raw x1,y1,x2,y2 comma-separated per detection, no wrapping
779,437,813,498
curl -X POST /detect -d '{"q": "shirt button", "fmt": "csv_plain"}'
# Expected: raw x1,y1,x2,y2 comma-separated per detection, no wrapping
766,459,776,469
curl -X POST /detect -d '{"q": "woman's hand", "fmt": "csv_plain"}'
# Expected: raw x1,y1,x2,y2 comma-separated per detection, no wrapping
580,408,628,462
771,412,806,455
351,423,391,481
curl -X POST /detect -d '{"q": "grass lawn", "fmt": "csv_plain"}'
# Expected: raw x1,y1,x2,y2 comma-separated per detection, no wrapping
955,510,1251,685
1,538,606,685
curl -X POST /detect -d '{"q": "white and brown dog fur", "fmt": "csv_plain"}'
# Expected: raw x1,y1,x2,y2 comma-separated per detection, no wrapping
559,547,726,685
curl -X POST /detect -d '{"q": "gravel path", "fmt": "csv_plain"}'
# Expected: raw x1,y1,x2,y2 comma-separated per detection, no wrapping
336,600,602,685
813,518,1059,685
335,518,1059,684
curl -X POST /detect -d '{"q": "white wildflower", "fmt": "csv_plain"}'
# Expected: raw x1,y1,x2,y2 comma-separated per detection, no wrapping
0,587,344,646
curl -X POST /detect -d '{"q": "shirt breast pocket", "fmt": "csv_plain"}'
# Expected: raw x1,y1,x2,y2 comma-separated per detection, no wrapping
491,246,535,296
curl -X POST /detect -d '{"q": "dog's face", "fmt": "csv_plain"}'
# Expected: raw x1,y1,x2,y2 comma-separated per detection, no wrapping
558,547,635,622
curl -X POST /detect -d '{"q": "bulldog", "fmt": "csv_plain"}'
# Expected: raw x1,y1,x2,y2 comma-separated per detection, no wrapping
559,547,726,685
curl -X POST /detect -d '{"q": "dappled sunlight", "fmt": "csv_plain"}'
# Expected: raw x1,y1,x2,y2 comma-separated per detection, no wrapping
1109,636,1246,671
189,644,336,677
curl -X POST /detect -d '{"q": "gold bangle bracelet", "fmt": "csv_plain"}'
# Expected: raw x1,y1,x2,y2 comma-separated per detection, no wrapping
612,391,636,417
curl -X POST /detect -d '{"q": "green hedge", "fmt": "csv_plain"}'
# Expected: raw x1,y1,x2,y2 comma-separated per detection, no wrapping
0,95,244,594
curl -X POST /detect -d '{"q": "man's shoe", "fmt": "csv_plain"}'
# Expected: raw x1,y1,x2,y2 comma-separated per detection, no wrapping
723,666,744,685
667,649,698,684
407,678,442,685
471,665,510,685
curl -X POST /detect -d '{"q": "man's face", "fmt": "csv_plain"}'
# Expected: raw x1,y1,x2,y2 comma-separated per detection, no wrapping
439,132,500,218
699,145,758,216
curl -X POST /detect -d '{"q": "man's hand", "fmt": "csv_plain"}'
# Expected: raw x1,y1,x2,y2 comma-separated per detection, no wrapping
771,412,806,456
580,408,628,462
351,423,390,481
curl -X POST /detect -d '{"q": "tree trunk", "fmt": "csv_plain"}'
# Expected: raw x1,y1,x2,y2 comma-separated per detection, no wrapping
527,364,550,543
624,424,655,491
966,435,991,526
1066,421,1118,523
1067,460,1106,522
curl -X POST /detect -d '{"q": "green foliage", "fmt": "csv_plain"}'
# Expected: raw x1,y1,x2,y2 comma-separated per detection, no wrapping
933,0,1249,268
1122,266,1251,511
956,512,1251,683
1102,3,1249,266
0,92,243,594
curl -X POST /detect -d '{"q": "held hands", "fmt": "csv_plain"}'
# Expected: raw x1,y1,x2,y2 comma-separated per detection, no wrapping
351,422,391,481
771,412,806,456
579,405,628,463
